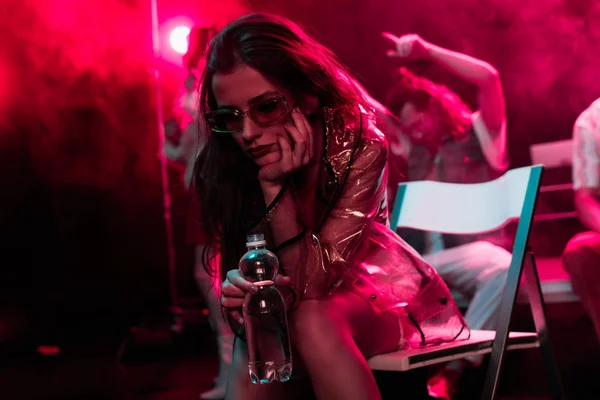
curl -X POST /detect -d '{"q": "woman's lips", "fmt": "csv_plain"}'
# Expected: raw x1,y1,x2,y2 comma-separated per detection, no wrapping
248,144,275,158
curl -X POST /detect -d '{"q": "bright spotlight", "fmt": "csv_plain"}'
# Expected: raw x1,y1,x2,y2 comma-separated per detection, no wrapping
169,26,191,54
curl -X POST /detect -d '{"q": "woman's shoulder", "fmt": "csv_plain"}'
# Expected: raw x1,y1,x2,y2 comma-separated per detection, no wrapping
347,107,389,168
324,106,389,176
333,106,388,147
356,107,389,160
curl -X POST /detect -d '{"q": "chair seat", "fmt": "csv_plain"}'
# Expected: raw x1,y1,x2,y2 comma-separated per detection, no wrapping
367,330,539,372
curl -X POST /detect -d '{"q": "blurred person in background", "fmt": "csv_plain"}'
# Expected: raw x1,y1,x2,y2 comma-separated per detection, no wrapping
562,97,600,348
383,32,510,400
163,25,233,400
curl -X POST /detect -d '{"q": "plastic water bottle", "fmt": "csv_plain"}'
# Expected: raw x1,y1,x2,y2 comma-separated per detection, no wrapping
239,233,292,384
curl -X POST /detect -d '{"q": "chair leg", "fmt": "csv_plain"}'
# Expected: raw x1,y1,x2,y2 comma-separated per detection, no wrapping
481,249,525,400
522,251,565,400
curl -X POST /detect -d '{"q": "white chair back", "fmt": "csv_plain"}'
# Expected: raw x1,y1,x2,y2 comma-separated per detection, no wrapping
390,165,543,235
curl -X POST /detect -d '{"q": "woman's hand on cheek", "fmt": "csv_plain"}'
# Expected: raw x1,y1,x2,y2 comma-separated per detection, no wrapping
257,108,314,190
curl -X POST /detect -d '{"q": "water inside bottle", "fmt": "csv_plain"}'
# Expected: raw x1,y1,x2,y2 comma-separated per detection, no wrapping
244,286,292,384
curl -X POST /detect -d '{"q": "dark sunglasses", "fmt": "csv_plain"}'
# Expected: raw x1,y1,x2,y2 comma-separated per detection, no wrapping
205,96,291,134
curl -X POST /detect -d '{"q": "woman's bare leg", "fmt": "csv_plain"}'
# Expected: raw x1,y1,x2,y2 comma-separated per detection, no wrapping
226,337,309,400
289,291,400,400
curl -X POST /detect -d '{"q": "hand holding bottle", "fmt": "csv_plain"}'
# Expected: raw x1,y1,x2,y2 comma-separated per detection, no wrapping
221,266,291,324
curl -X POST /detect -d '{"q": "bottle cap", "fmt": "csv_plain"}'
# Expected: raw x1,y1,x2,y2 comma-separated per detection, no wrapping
246,233,266,247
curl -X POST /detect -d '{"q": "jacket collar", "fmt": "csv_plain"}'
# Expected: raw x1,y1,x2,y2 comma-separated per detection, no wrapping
314,107,363,231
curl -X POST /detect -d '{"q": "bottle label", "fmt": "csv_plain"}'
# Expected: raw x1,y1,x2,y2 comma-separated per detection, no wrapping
253,280,275,287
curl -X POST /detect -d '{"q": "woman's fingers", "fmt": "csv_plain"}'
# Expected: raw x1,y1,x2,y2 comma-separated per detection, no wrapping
278,135,294,171
221,294,245,309
294,108,314,161
226,269,258,293
223,276,292,325
287,108,311,165
285,117,307,166
229,308,244,325
221,270,255,311
222,279,247,298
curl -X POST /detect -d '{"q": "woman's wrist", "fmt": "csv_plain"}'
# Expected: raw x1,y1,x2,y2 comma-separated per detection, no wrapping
260,180,285,205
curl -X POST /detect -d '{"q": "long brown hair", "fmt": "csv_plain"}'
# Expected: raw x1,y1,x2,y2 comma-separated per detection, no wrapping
192,13,368,280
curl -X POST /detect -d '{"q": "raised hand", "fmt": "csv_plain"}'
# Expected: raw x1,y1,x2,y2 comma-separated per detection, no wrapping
382,32,431,60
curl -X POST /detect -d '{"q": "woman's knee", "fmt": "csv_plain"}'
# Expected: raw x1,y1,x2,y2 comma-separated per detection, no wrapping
470,241,511,284
562,231,600,274
471,241,511,265
563,232,600,258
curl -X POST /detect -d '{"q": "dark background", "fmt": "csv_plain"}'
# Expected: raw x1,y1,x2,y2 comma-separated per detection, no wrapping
1,0,598,346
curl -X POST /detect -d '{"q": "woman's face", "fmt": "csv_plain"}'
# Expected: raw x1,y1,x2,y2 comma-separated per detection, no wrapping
210,65,293,167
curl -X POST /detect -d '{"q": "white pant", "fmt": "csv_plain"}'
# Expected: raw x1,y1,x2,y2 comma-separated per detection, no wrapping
423,241,511,366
